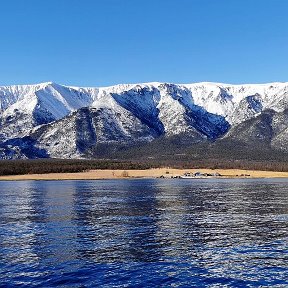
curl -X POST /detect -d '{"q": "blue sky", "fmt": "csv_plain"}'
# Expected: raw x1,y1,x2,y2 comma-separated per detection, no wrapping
0,0,287,86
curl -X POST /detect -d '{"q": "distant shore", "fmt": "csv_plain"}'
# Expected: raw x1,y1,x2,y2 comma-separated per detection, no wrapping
0,168,288,181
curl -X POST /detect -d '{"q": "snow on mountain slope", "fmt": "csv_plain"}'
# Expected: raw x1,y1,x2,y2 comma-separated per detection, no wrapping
156,83,229,138
0,81,288,158
1,81,287,128
90,81,288,130
86,82,229,139
0,82,95,140
271,109,288,152
2,82,94,120
185,82,288,124
33,82,94,121
223,108,288,152
0,83,43,111
31,107,159,158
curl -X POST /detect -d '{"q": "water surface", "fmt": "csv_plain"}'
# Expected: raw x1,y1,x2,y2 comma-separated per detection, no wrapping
0,178,287,287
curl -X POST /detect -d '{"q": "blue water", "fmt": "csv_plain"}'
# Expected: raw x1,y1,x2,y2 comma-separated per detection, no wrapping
0,178,287,287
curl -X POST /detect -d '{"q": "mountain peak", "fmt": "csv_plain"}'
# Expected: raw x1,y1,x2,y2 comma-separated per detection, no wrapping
37,81,57,88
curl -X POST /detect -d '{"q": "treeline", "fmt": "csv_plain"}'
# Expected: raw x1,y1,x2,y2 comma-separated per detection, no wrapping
1,136,288,176
93,136,288,172
0,159,159,176
1,157,288,177
152,159,288,172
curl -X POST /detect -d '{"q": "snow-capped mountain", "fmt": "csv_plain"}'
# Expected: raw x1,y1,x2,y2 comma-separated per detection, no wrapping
224,108,288,152
0,82,94,141
0,81,287,159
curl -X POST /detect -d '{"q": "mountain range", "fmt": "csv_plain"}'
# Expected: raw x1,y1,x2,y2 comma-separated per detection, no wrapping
0,81,287,160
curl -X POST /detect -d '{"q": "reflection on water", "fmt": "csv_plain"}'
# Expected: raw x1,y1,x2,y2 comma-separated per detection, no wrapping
0,179,287,287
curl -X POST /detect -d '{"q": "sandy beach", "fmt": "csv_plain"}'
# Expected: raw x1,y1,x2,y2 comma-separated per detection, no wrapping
0,168,288,181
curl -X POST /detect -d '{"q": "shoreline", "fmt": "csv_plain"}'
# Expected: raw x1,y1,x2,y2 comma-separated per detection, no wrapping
0,168,288,181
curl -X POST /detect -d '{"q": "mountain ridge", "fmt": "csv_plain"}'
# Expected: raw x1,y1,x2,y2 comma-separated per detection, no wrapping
0,81,287,159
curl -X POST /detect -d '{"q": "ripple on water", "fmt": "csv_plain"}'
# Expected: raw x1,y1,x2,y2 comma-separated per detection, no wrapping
0,178,287,287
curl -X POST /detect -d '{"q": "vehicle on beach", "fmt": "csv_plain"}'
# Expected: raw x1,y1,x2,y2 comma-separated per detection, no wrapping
179,172,222,179
179,172,195,179
159,171,222,179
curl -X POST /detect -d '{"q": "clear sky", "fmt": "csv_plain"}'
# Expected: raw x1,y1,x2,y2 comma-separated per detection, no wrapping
0,0,287,87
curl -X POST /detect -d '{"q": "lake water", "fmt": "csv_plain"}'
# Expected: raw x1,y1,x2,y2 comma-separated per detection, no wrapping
0,178,287,287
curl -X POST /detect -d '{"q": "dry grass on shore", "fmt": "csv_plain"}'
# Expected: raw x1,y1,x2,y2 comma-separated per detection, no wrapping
0,168,288,181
